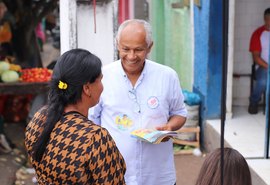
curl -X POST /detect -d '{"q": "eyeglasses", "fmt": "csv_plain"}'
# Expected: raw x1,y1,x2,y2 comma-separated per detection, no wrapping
128,89,141,113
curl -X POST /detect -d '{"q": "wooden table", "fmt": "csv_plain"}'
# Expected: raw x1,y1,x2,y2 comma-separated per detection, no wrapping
0,82,49,95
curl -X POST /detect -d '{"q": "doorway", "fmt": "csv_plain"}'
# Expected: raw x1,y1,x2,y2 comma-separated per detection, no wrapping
227,0,270,157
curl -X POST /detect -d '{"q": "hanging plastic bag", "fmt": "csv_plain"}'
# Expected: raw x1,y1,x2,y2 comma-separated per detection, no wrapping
182,90,201,106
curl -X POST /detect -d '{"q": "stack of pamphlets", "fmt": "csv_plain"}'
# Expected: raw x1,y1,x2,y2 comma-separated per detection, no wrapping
130,128,178,144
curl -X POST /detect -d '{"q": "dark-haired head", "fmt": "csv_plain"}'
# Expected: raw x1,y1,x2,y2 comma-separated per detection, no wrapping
264,8,270,16
264,8,270,29
49,48,102,107
195,148,252,185
33,48,102,162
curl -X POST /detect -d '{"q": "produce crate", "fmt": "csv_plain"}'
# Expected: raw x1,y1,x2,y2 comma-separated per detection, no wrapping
174,126,200,155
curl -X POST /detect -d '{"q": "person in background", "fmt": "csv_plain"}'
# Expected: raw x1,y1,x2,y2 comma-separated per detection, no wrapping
0,15,16,150
0,2,14,152
248,8,270,114
25,48,126,184
195,148,252,185
0,1,15,150
0,1,15,58
35,21,46,52
89,19,187,184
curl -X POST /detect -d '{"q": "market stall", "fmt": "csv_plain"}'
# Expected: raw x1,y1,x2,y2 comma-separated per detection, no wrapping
0,61,52,123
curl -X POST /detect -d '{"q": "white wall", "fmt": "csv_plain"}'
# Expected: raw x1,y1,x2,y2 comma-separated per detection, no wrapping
60,0,77,54
77,3,116,65
60,0,117,66
232,0,270,106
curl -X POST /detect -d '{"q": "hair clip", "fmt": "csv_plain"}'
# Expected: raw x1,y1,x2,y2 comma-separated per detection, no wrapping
58,80,68,90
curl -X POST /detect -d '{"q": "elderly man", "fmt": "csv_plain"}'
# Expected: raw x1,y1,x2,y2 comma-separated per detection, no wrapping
89,19,187,185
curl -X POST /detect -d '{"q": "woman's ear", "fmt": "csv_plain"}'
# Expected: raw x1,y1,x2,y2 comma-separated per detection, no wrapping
83,83,92,97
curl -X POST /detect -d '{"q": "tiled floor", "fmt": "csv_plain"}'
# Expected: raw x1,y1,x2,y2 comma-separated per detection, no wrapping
207,106,270,184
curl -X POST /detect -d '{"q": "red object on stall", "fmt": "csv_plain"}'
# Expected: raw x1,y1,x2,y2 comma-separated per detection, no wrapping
19,68,52,82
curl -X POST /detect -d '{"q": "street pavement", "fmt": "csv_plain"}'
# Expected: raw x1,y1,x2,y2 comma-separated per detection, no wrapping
175,154,205,185
0,122,28,185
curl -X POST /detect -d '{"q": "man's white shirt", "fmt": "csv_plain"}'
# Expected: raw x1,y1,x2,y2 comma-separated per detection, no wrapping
89,59,187,185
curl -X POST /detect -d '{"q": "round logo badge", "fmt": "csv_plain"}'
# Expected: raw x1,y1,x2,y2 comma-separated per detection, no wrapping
147,96,159,109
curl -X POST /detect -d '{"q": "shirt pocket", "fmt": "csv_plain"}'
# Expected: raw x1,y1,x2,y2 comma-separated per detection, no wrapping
142,95,169,128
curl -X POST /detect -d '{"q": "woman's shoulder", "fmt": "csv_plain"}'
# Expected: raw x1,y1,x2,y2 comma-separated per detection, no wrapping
83,121,111,139
77,119,112,142
27,106,48,128
64,112,106,135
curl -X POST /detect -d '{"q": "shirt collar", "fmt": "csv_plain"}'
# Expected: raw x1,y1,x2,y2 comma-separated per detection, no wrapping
120,59,148,80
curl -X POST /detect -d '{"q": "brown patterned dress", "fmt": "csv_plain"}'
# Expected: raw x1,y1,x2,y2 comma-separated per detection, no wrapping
25,108,126,185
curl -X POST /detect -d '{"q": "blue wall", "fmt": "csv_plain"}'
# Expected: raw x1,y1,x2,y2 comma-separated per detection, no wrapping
193,0,223,120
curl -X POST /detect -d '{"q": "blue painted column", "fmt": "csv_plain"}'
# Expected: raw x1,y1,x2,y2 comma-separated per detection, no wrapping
193,0,223,121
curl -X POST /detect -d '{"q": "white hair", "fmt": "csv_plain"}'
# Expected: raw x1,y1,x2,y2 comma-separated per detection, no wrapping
116,19,153,47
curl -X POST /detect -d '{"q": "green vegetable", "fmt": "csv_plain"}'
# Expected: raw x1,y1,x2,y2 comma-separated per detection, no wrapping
1,70,19,83
0,61,10,75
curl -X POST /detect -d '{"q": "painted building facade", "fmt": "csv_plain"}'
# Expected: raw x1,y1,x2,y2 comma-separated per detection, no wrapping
150,0,193,91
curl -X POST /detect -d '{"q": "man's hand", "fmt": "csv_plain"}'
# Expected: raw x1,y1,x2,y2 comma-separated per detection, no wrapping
155,124,173,142
156,115,186,132
252,52,268,69
156,124,173,131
